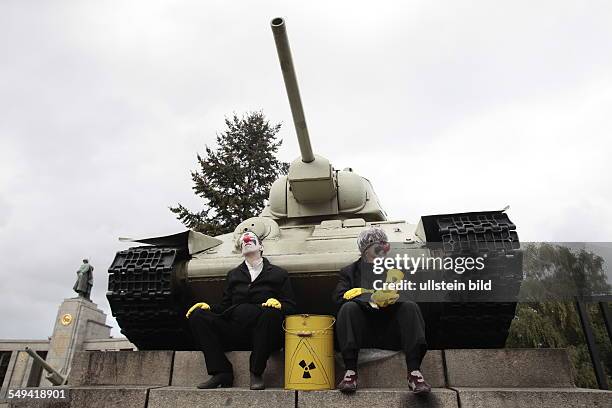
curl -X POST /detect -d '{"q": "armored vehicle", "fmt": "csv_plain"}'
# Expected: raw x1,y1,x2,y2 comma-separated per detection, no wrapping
107,17,522,350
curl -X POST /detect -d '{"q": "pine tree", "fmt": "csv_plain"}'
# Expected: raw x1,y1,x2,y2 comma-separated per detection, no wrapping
170,111,289,235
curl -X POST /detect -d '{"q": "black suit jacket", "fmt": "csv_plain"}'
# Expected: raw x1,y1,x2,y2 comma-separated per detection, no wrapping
332,257,380,309
332,258,363,306
211,257,297,317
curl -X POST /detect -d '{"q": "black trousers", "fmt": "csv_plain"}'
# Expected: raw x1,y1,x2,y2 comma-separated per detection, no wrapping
188,304,284,375
336,301,427,372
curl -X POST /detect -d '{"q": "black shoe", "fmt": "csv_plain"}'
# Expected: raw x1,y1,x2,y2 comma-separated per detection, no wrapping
408,370,431,394
337,371,358,393
250,372,265,390
197,372,234,389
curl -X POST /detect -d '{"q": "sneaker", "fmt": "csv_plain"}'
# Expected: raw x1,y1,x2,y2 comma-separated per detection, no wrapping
408,370,431,394
337,370,358,393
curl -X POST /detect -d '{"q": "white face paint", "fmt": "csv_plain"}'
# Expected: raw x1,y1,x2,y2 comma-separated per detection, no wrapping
240,232,262,255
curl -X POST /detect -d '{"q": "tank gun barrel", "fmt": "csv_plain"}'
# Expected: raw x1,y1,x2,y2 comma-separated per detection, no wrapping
271,17,314,163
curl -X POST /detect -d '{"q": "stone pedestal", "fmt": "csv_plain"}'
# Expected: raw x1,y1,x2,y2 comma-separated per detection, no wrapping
9,349,611,408
41,298,111,386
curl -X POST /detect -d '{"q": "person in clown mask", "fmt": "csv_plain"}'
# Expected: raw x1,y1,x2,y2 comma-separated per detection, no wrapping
186,231,296,390
333,227,430,394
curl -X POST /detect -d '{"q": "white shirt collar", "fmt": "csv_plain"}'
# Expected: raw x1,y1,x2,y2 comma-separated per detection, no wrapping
245,257,264,282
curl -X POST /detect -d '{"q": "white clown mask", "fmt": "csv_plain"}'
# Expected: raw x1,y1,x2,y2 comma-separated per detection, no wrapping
240,232,263,255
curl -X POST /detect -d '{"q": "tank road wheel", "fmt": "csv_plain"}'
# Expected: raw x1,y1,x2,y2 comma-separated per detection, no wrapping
418,211,523,349
107,246,194,350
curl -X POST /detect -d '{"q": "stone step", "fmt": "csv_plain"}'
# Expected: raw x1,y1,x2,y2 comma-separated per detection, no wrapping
445,349,574,388
333,350,445,388
148,387,294,408
172,350,285,388
67,348,578,389
6,386,612,408
68,351,173,386
452,387,612,408
7,386,151,408
297,388,458,408
172,350,446,388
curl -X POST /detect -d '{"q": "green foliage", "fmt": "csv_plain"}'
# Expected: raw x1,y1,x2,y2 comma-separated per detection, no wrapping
508,302,611,388
519,243,609,301
170,111,289,235
506,303,565,348
507,243,612,388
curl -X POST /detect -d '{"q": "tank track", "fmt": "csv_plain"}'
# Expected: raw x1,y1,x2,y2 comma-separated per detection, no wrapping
420,211,523,348
107,246,193,350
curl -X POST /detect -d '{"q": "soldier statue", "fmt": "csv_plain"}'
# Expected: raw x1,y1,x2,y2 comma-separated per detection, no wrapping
73,259,94,300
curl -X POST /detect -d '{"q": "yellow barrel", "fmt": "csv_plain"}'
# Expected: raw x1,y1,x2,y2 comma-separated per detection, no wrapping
284,314,335,390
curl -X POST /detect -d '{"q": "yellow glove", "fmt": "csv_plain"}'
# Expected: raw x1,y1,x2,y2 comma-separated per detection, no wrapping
262,298,282,309
370,291,400,308
185,302,210,318
386,268,404,284
343,287,366,300
370,268,404,307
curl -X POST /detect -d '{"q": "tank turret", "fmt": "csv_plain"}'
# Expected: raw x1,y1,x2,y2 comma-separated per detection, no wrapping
266,18,386,222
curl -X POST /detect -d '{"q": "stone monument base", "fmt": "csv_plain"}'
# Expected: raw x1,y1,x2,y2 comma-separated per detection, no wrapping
40,298,111,386
9,348,612,408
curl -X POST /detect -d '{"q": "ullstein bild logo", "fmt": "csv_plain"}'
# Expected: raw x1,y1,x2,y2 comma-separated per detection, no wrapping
373,278,493,292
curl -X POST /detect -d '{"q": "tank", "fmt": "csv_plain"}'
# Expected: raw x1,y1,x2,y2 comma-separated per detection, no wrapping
107,17,522,350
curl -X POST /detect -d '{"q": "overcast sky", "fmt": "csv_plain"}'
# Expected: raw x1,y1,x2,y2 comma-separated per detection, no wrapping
1,1,611,339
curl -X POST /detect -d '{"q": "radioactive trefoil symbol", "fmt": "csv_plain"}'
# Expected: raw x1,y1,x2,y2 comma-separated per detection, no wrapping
298,359,316,379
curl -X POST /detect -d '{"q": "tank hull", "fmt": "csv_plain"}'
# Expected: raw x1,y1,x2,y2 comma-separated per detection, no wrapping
108,211,522,350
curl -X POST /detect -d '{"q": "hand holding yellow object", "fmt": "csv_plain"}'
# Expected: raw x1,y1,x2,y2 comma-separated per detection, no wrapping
343,287,366,300
262,298,282,309
185,302,210,318
386,268,404,284
370,268,404,308
370,291,400,308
